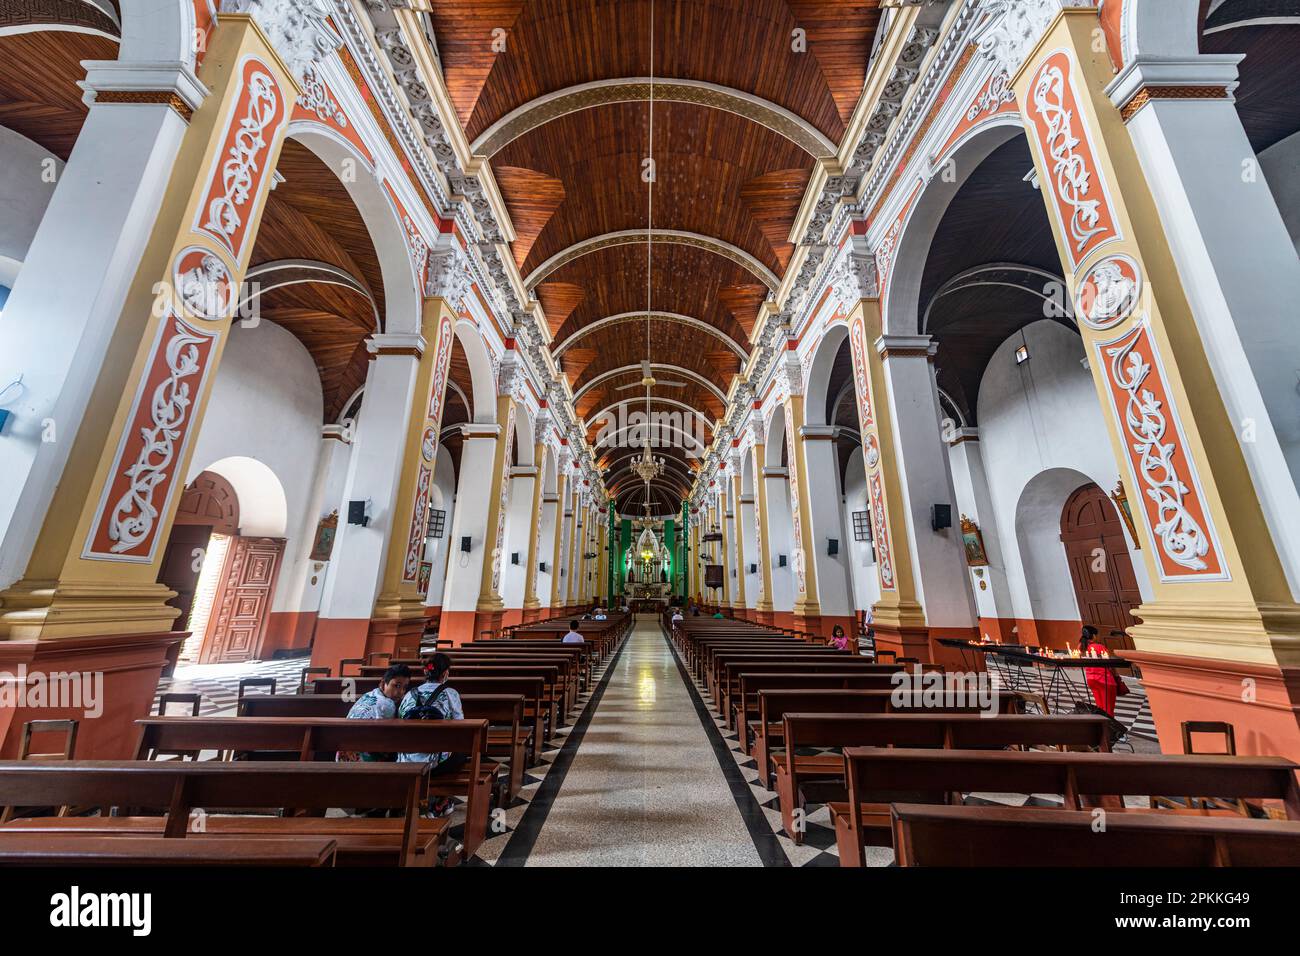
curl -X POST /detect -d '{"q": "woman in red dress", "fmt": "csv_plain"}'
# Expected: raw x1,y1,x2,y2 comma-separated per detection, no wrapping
1080,625,1126,715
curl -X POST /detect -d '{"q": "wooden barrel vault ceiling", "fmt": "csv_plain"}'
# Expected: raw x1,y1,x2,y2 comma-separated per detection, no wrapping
425,0,883,508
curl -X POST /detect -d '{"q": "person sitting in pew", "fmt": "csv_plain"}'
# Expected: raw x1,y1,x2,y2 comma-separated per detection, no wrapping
827,625,849,651
593,606,608,620
398,653,465,818
671,608,684,627
563,620,585,644
337,664,412,763
712,610,725,619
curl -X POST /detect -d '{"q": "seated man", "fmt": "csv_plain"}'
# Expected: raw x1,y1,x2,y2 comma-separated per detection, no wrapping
562,620,585,644
337,664,411,763
398,653,465,817
593,606,608,620
670,608,684,627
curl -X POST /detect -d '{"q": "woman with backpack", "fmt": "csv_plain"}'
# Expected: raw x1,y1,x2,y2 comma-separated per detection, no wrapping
398,652,466,817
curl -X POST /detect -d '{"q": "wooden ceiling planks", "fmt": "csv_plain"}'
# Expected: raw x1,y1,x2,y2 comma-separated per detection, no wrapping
0,30,117,159
423,3,883,481
548,242,756,346
439,0,860,143
496,100,811,276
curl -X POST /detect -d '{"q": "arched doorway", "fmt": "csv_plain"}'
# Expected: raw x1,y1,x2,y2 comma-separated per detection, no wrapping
157,469,287,668
1059,482,1140,647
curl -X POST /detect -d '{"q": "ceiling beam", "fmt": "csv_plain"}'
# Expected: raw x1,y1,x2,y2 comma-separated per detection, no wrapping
555,312,750,360
526,229,779,292
471,77,837,160
573,363,727,405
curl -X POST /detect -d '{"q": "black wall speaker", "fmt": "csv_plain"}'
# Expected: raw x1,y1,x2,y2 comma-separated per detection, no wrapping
511,552,520,565
931,504,952,531
749,563,757,574
778,554,787,568
539,562,548,574
827,538,839,556
347,500,368,527
460,535,472,552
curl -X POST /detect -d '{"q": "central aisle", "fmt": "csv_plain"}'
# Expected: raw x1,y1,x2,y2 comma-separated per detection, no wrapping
524,618,763,866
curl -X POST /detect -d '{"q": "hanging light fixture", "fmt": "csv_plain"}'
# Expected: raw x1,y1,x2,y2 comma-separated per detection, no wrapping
630,0,665,509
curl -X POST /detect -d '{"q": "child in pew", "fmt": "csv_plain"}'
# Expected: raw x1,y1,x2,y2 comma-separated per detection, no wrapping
398,653,466,818
337,664,412,763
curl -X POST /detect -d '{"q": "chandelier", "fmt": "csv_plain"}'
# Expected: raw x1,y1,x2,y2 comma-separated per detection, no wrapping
630,443,666,485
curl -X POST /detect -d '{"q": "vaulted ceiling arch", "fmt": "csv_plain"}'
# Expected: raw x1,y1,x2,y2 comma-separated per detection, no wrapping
554,312,749,360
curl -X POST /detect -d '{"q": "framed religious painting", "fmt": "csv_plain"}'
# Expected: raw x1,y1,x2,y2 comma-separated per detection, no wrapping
417,561,433,596
309,510,338,562
1109,480,1141,548
960,515,988,567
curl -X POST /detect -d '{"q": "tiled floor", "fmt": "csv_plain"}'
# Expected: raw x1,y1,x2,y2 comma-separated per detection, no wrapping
149,618,1163,867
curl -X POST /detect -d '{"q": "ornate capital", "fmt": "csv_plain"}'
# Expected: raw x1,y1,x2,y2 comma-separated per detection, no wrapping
425,243,471,306
830,249,880,305
777,350,804,398
973,0,1090,79
220,0,343,81
496,352,524,399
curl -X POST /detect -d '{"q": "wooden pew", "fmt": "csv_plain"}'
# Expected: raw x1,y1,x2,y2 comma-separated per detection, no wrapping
835,748,1300,866
715,658,896,717
0,833,339,866
131,717,495,863
311,675,550,765
890,803,1300,866
773,713,1111,844
237,693,532,803
361,657,576,716
0,760,437,866
751,689,1025,784
732,672,902,742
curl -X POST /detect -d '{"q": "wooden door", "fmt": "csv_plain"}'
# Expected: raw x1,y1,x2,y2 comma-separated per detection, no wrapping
1060,483,1140,646
158,524,212,631
200,536,286,664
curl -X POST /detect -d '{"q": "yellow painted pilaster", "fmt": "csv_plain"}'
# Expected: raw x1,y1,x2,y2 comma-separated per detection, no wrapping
784,393,822,621
731,472,748,612
521,441,546,614
751,441,775,619
548,469,568,611
0,16,299,639
1013,12,1300,667
845,299,927,646
373,297,458,624
475,394,516,615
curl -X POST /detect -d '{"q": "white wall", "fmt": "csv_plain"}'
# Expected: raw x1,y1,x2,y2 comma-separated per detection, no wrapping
841,446,882,613
186,321,324,612
976,320,1151,622
0,127,62,289
1261,129,1300,257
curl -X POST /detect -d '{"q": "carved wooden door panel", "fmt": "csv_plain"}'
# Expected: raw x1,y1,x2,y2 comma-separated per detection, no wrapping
200,536,285,664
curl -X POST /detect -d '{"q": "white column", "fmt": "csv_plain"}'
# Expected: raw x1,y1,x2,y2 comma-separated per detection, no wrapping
0,63,206,587
762,467,795,615
945,429,1015,635
500,466,537,615
538,491,559,611
423,492,455,611
441,424,501,616
878,335,976,631
317,336,422,622
801,426,854,623
280,426,350,617
1109,57,1300,596
739,493,758,610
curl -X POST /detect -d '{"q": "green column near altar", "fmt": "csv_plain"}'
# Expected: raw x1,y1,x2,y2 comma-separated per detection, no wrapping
607,503,617,604
679,500,690,603
663,519,676,598
618,518,631,598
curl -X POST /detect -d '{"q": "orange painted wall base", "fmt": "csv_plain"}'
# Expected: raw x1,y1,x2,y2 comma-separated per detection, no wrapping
773,611,794,631
1123,650,1300,762
0,631,184,759
367,614,425,660
437,610,476,646
309,618,369,672
755,609,773,626
263,610,316,657
793,611,822,637
874,622,931,663
926,625,980,670
816,614,856,642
